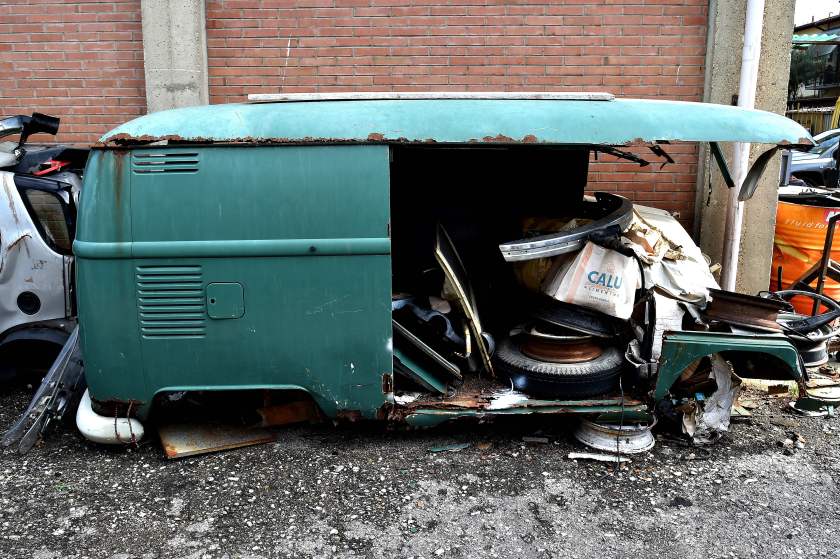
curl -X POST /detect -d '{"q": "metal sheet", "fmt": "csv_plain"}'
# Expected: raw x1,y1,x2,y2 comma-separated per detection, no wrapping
158,423,278,459
654,331,804,401
2,325,83,453
257,400,320,427
568,451,631,463
703,289,786,332
403,402,649,428
394,379,647,427
77,147,393,420
392,319,461,381
393,350,447,395
738,146,781,201
434,224,494,376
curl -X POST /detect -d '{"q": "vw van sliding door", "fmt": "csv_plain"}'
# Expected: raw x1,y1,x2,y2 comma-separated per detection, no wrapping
128,145,392,418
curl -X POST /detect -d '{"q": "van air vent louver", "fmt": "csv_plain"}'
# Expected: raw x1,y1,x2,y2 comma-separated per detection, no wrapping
136,265,206,338
132,152,199,174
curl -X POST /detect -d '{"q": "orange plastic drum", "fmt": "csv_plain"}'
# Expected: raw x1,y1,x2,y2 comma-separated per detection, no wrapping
770,200,840,314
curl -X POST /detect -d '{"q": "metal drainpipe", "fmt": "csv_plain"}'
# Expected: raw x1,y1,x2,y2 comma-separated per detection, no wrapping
720,0,766,291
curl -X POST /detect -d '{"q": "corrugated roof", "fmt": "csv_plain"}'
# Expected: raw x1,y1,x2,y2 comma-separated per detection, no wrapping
794,14,840,33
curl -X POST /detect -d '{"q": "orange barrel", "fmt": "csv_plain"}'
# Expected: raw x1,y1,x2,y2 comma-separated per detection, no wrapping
770,200,840,314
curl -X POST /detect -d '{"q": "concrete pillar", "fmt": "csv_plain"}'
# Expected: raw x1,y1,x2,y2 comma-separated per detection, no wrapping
696,0,795,294
140,0,209,113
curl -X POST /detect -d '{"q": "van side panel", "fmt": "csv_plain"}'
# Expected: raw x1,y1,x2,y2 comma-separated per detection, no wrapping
76,150,149,404
130,146,390,242
77,146,392,419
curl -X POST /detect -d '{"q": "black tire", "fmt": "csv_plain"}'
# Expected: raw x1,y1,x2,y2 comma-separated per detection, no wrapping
492,337,624,398
520,292,626,339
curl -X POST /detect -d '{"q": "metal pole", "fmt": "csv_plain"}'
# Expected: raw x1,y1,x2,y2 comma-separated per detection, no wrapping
812,213,840,315
720,0,765,291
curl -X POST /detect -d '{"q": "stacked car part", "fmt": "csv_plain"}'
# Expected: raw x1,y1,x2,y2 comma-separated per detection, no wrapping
490,194,637,399
493,322,624,398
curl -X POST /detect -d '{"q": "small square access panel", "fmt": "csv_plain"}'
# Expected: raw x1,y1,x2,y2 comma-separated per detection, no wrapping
206,282,245,319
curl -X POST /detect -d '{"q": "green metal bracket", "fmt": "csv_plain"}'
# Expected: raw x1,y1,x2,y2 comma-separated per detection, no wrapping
710,142,735,189
394,348,448,395
654,331,804,401
404,401,649,428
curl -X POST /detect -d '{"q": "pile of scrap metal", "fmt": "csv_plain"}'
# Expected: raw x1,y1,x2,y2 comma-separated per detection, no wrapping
390,193,642,402
497,197,732,449
390,190,836,453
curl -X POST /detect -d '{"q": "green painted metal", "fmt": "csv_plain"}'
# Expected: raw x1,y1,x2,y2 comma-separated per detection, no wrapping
404,402,649,428
206,283,244,319
99,98,813,147
393,348,447,395
76,145,393,419
73,238,391,259
654,331,804,401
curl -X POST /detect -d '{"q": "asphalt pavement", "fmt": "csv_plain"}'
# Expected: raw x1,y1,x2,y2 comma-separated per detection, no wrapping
1,382,839,559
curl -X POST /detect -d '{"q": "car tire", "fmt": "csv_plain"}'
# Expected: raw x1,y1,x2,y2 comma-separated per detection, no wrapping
492,337,624,398
524,292,624,339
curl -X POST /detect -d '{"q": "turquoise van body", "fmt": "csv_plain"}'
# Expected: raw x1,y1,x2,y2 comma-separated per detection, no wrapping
75,94,813,425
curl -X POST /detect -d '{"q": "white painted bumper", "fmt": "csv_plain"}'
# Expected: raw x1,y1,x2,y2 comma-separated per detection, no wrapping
76,389,144,445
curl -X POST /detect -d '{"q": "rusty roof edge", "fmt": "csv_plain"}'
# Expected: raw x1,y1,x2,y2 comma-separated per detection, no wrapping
97,98,815,148
95,134,814,150
97,132,565,148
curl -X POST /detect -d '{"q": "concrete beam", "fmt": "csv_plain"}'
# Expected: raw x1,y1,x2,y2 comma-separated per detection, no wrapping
696,0,795,294
140,0,209,113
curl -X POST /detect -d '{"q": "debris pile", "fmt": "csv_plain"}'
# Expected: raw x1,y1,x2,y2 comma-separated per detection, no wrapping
389,191,840,458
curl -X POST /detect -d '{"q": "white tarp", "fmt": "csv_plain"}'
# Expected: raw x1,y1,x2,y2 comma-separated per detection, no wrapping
624,205,719,304
682,354,742,445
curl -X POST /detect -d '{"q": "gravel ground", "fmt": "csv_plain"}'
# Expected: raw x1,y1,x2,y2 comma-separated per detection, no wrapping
1,382,839,559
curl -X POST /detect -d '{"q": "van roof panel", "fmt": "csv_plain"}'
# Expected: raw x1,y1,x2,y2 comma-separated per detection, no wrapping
246,92,617,102
99,96,814,147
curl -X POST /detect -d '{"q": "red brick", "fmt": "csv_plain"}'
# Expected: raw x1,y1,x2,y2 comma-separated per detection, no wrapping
0,0,145,145
2,0,709,224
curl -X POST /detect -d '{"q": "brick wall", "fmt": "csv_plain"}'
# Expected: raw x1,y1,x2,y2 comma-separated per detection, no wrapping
206,0,708,223
1,0,708,224
206,1,707,100
0,0,146,146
